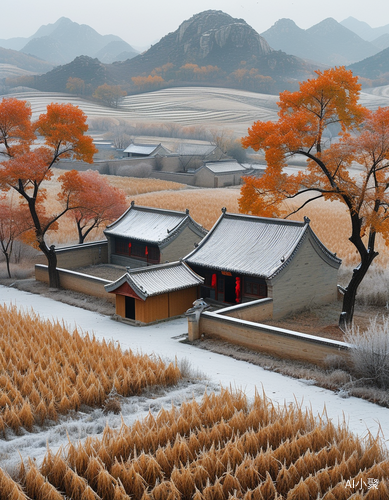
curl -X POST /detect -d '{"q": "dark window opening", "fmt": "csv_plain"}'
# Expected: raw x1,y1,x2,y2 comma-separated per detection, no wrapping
224,275,236,303
243,278,267,298
115,237,130,255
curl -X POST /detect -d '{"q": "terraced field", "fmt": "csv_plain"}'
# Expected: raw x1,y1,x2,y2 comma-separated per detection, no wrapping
359,85,389,110
5,85,389,136
0,64,34,79
4,87,279,135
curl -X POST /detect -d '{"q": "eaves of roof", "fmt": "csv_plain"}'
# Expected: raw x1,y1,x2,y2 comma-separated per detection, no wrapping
105,261,204,299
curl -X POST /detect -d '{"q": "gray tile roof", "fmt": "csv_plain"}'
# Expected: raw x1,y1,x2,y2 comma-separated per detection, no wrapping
177,143,218,156
202,161,246,173
184,211,340,279
104,204,207,245
105,261,204,299
123,144,159,155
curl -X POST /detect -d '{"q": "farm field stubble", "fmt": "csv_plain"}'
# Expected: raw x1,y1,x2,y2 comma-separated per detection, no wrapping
0,303,181,435
1,385,388,499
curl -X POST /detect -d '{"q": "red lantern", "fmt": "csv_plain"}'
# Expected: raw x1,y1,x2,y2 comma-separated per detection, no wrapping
211,274,217,288
145,245,148,256
128,242,132,255
235,277,241,303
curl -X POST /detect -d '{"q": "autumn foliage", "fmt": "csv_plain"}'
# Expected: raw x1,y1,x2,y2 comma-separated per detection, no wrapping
93,84,127,107
58,169,128,243
66,77,86,95
0,98,97,287
239,67,389,324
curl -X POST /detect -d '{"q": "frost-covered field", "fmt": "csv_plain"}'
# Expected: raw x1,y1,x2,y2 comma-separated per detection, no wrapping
2,87,279,136
1,285,388,477
3,85,389,137
0,64,34,79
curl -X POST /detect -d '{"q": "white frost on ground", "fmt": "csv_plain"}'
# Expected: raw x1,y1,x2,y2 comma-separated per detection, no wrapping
1,285,389,475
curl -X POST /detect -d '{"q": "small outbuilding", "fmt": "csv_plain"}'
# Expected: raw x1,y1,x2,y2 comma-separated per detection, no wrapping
194,160,250,187
184,209,341,319
105,261,204,323
123,143,171,158
104,203,208,268
176,143,225,171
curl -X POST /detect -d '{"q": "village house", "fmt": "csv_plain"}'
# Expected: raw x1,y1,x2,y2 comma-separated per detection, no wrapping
123,143,171,158
103,202,207,268
176,143,225,171
184,209,341,319
35,207,341,327
194,159,250,187
105,261,204,323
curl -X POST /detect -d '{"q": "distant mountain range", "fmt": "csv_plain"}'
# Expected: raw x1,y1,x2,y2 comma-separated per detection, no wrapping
340,17,389,43
19,11,315,94
261,17,380,66
2,12,389,94
0,17,138,66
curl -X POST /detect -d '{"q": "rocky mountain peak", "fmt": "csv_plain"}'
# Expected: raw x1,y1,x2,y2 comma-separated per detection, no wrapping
173,10,273,62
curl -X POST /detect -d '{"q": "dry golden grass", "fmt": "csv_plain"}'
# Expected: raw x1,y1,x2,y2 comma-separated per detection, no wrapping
105,175,187,197
282,195,389,268
131,188,240,230
6,388,389,499
0,304,181,435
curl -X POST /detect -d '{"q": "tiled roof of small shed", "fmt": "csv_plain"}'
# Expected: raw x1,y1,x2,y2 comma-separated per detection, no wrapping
177,143,217,156
123,144,159,155
104,204,206,244
105,261,204,299
202,161,247,173
184,211,340,279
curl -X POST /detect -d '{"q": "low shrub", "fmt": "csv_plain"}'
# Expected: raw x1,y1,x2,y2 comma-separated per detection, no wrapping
345,315,389,389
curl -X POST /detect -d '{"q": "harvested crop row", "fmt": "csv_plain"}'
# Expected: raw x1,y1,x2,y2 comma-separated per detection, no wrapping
0,304,181,434
8,388,389,499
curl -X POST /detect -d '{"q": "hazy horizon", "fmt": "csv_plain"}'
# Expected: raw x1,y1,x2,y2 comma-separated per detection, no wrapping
3,0,389,49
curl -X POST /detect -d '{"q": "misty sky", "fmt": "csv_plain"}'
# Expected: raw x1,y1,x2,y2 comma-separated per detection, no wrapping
4,0,389,49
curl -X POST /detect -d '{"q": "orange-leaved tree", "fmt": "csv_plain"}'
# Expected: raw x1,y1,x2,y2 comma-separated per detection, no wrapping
0,98,97,288
239,66,389,326
93,84,127,107
0,193,33,278
58,169,128,244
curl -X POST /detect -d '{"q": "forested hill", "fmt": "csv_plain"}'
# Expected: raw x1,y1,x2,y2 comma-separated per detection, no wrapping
9,10,317,95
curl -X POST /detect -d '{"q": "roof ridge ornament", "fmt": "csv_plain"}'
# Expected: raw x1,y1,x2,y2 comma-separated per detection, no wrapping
221,207,227,213
304,216,310,224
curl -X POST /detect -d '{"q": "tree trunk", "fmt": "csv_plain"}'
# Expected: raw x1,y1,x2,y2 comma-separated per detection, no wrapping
77,222,85,244
39,242,60,288
340,251,377,328
5,252,11,279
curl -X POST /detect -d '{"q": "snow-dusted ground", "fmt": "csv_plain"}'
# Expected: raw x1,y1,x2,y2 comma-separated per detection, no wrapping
4,85,389,138
1,285,389,474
